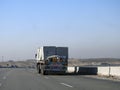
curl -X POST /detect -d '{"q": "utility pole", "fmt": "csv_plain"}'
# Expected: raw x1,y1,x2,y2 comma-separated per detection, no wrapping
2,56,4,62
109,64,111,77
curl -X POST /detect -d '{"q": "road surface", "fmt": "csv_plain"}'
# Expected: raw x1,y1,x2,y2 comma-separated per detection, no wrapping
0,68,120,90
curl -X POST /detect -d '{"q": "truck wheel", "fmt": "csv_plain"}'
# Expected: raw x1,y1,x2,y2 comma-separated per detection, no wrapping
41,69,46,75
37,65,41,74
38,68,41,74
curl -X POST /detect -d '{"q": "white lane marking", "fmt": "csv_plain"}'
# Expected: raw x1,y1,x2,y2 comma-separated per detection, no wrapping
0,83,2,87
44,76,49,79
3,76,6,80
60,83,73,88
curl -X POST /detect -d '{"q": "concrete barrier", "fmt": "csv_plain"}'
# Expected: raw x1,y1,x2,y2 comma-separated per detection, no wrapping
67,67,75,73
97,67,110,76
67,66,97,75
78,67,97,75
110,66,120,76
67,66,120,77
97,66,120,77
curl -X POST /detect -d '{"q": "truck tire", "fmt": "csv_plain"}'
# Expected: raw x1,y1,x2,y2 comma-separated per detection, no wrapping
38,68,41,74
41,69,47,75
37,64,41,74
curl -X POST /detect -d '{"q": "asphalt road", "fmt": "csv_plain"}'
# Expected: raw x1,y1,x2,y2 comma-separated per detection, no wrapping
0,68,120,90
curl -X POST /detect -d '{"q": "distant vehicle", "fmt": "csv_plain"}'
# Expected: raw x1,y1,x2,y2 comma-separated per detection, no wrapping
35,46,68,75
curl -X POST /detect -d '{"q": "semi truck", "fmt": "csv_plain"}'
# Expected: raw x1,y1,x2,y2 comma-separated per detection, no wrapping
35,46,68,75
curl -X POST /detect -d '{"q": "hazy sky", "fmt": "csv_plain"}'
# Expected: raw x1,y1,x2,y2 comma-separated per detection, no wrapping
0,0,120,61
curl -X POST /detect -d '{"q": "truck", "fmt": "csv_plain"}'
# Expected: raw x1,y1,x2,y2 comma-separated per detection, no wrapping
35,46,68,75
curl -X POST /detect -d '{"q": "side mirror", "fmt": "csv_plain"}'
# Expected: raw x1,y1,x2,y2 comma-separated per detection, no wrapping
35,54,37,58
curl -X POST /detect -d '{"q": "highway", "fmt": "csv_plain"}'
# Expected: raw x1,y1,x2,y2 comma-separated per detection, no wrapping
0,68,120,90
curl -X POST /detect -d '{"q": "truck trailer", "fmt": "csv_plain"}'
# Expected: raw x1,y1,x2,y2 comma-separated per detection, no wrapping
35,46,68,75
